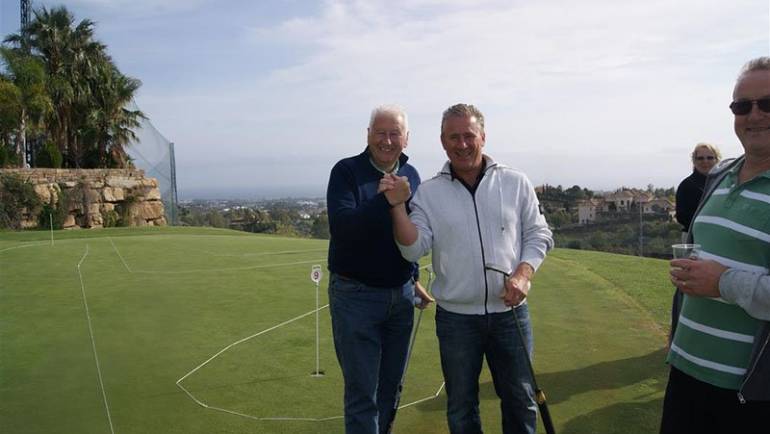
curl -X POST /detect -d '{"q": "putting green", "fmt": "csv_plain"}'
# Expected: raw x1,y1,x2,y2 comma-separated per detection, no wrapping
0,227,672,433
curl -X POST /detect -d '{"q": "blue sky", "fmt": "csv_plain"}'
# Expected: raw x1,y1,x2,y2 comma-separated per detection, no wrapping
1,0,769,199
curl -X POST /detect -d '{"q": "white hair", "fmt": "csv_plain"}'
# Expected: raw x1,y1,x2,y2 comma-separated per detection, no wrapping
736,56,770,84
369,104,408,131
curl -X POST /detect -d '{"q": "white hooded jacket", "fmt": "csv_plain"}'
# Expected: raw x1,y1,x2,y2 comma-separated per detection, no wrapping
397,156,553,315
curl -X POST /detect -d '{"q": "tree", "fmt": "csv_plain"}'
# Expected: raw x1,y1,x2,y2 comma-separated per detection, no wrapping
82,65,144,167
3,6,143,168
0,48,51,167
311,212,330,239
565,185,586,201
0,80,21,166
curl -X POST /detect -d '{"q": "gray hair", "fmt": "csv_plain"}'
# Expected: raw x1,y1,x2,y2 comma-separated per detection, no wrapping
369,104,408,132
441,103,485,133
736,56,770,83
691,142,722,162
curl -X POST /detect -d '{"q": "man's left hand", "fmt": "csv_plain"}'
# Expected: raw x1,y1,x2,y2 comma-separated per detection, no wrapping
414,281,435,309
502,274,530,306
670,259,728,298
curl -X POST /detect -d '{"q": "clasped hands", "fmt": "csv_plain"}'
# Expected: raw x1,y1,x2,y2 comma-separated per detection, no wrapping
378,173,411,206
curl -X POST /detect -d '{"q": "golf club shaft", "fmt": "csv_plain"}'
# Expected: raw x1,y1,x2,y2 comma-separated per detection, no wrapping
511,302,556,434
386,308,423,434
386,271,432,434
488,264,556,434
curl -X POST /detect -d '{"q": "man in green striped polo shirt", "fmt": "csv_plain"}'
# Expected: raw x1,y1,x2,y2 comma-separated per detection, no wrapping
661,57,770,434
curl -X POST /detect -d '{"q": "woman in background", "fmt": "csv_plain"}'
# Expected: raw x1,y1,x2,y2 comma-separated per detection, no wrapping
675,143,721,238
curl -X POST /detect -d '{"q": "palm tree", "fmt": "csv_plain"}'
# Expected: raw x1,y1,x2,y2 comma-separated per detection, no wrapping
4,6,142,168
83,64,145,167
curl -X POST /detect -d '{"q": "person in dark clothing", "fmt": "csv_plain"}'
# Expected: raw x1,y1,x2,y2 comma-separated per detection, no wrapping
326,104,433,434
675,143,721,235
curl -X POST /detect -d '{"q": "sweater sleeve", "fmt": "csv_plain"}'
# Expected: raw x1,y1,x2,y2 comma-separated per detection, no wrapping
407,169,423,282
518,176,554,271
396,189,433,262
719,269,770,321
327,161,391,241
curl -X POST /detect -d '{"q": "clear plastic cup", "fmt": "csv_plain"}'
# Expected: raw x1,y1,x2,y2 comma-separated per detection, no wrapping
672,243,701,259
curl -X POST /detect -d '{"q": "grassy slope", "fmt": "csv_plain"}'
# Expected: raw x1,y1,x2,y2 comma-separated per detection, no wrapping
0,227,674,433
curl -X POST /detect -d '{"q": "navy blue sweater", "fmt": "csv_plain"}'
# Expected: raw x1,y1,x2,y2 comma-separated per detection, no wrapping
326,149,421,287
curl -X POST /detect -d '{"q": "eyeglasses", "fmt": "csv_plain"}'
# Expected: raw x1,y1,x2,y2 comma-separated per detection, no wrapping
694,156,716,161
729,98,770,115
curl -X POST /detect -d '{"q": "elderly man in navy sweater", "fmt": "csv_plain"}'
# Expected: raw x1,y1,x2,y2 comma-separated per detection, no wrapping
326,104,433,434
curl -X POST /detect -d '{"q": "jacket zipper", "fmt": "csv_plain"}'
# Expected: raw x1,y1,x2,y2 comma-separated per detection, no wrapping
738,330,770,404
470,191,490,315
447,162,496,315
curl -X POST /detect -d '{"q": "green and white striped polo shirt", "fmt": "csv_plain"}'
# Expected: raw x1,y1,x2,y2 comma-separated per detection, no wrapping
668,163,770,390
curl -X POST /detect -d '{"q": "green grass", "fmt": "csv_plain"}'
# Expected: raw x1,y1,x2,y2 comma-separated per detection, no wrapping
0,227,674,433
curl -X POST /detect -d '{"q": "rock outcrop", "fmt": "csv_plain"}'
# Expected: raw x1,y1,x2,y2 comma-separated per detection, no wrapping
0,168,166,229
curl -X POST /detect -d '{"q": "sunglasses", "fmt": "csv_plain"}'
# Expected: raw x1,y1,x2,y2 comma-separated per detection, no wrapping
694,156,716,161
729,98,770,115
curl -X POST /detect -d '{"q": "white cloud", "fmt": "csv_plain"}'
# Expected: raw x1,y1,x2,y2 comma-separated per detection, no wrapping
21,0,767,195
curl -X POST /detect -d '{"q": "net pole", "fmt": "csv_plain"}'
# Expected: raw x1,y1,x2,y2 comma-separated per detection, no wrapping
169,142,178,225
49,213,54,246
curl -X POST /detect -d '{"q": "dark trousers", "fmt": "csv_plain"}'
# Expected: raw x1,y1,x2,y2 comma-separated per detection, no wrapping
329,274,415,434
660,366,770,434
436,305,537,434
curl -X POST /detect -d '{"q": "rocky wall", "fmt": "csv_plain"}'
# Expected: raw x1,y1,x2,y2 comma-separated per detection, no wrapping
0,168,166,229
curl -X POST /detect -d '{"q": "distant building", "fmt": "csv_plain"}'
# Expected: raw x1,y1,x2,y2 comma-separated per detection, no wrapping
604,190,635,211
645,198,675,214
576,190,674,224
578,198,603,224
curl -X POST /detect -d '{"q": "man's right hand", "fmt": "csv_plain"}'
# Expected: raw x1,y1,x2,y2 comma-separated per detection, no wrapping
379,174,411,206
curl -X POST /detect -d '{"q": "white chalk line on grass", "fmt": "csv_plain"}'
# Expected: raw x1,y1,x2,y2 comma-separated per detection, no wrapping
108,238,325,274
175,304,343,422
131,259,328,275
108,237,443,422
175,303,444,422
0,241,50,254
77,244,116,434
108,237,132,273
193,247,327,258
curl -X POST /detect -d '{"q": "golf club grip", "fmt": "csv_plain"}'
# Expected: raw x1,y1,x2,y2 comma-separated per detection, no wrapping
538,401,556,434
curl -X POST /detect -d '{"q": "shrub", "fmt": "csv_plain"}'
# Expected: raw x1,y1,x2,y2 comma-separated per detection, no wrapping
114,195,137,227
567,240,582,250
102,209,120,228
37,188,72,230
0,173,42,229
36,141,62,168
0,144,19,168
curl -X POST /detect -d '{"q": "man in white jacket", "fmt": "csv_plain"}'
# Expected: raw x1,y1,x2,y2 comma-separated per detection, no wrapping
382,103,553,434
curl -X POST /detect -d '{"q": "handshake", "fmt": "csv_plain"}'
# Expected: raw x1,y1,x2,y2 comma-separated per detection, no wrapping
378,173,412,206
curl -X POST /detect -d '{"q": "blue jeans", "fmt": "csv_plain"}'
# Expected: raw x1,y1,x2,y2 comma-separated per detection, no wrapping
329,273,415,434
436,305,537,434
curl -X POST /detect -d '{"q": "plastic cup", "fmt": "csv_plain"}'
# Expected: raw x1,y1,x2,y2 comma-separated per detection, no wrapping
672,243,701,259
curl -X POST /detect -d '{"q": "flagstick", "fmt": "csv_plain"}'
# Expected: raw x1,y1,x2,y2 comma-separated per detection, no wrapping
311,265,325,377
